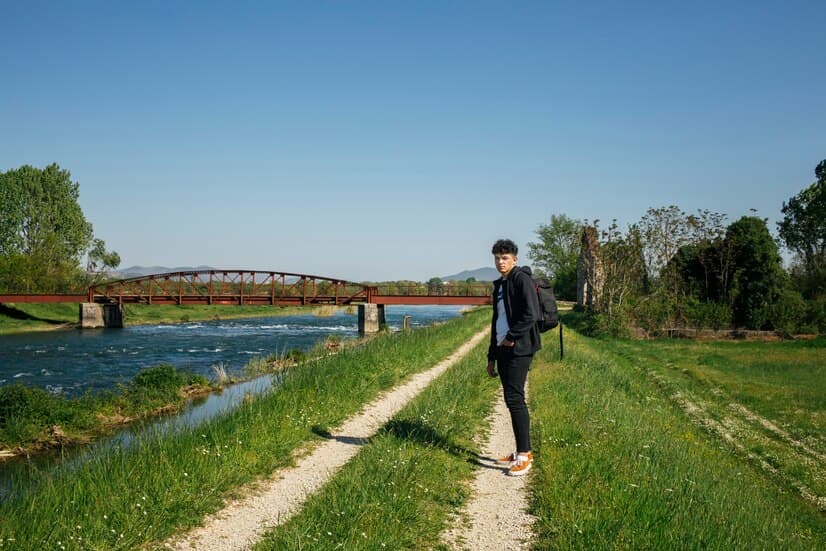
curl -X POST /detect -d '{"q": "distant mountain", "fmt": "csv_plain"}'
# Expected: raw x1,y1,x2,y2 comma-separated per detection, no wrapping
440,267,500,282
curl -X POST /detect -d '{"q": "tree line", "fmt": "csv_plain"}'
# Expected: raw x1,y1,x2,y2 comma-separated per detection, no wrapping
0,164,120,293
527,159,825,335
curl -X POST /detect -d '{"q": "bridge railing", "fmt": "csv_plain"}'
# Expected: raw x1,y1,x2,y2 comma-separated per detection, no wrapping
373,283,493,297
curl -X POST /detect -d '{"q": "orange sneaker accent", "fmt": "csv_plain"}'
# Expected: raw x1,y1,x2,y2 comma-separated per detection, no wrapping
496,452,518,466
508,452,532,476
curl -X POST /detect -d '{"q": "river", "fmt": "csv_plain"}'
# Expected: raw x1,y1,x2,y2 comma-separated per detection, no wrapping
0,305,469,497
0,305,467,397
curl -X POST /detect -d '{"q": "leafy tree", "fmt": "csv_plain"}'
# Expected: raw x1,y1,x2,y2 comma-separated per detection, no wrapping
725,216,786,329
0,164,94,292
596,221,646,319
777,159,826,298
527,214,583,300
638,205,692,287
87,238,121,275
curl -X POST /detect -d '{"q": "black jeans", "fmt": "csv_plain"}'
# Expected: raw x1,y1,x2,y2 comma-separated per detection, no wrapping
495,346,532,453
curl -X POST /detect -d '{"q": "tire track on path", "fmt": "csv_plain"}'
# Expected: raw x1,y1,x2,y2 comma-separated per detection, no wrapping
163,328,490,551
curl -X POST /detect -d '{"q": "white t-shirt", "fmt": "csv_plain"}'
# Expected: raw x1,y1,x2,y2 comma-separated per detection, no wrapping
495,283,509,345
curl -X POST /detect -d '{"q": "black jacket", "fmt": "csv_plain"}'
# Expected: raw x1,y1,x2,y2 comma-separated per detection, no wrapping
488,266,542,360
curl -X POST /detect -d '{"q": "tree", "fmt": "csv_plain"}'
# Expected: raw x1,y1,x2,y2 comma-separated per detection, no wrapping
527,214,583,300
725,216,786,329
777,159,826,298
597,221,646,318
87,238,121,275
638,206,691,280
0,164,94,292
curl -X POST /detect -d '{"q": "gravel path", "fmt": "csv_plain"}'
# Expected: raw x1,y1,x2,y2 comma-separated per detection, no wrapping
441,389,537,550
164,328,490,550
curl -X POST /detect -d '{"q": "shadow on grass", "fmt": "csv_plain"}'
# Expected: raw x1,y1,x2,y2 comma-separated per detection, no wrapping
0,304,68,325
312,420,505,471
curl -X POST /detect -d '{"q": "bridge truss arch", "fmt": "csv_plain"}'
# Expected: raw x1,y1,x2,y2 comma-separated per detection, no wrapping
87,270,376,306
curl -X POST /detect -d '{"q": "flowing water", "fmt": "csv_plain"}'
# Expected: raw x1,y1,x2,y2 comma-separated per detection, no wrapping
0,305,467,496
0,305,464,396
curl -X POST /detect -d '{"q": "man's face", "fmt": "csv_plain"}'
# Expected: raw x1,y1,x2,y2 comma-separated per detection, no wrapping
494,253,517,277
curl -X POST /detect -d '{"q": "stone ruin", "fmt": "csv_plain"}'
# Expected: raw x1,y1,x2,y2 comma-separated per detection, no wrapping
576,225,603,310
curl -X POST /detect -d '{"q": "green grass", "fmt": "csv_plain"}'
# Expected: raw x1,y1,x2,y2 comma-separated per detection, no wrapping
253,330,497,550
0,309,489,549
0,365,211,451
529,317,826,549
0,303,78,334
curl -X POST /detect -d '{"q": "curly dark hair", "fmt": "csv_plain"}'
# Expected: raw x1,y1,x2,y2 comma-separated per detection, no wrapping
491,238,518,255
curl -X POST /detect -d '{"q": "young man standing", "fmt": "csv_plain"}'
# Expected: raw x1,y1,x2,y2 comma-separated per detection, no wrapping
487,238,541,476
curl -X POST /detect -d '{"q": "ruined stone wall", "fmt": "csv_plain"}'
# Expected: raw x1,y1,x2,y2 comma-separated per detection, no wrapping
576,226,603,309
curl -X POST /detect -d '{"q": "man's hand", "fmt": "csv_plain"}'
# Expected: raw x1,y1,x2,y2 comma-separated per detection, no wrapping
501,338,515,347
486,361,497,378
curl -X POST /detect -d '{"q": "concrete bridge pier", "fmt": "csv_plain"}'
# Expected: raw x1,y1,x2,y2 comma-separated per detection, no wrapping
358,304,386,335
80,303,123,329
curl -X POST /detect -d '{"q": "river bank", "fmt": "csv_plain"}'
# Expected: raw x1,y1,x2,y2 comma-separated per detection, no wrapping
0,305,473,461
0,302,342,335
0,310,490,548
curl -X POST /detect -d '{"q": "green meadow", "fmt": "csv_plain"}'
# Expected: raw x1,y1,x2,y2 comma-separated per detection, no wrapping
0,308,823,549
530,315,825,549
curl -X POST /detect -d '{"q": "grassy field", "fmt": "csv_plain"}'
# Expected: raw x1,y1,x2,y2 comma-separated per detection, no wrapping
0,309,489,549
1,308,823,549
529,315,826,549
0,303,337,335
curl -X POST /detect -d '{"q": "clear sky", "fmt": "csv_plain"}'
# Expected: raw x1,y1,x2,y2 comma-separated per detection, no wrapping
2,1,824,281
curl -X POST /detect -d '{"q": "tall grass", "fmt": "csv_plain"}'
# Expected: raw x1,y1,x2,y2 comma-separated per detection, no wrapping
0,365,210,451
254,330,497,549
529,319,826,549
0,309,489,549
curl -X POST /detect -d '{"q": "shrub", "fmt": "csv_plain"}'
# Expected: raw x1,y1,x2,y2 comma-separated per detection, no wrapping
683,297,732,330
808,295,826,334
769,288,808,335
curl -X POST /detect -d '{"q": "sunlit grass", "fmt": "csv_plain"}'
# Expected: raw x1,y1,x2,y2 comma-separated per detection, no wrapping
529,318,826,549
254,331,497,550
0,309,490,549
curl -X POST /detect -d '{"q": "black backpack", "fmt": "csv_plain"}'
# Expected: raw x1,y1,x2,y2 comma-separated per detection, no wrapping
533,277,559,332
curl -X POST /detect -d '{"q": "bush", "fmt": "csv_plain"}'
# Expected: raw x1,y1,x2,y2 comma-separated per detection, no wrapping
631,296,673,335
683,297,732,330
769,288,808,335
808,295,826,333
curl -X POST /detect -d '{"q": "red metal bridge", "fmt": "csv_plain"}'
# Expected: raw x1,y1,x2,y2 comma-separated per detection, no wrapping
0,269,493,307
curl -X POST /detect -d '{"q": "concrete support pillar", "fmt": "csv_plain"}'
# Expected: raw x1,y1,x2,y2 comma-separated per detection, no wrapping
402,315,412,330
358,303,386,335
80,303,104,329
79,303,124,329
103,304,124,328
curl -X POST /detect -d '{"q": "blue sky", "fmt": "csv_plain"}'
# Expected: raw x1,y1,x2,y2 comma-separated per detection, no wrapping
2,1,824,281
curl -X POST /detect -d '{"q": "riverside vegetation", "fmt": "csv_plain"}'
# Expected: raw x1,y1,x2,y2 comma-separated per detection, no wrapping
0,308,489,548
1,309,824,549
0,303,355,458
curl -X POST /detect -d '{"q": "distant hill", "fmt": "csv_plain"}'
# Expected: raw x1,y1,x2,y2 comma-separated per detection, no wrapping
440,267,500,282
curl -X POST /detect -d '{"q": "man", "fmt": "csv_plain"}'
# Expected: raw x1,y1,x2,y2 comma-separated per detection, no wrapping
487,238,541,476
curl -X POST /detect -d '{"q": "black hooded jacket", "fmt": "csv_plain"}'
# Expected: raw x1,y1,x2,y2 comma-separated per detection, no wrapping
488,266,542,360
